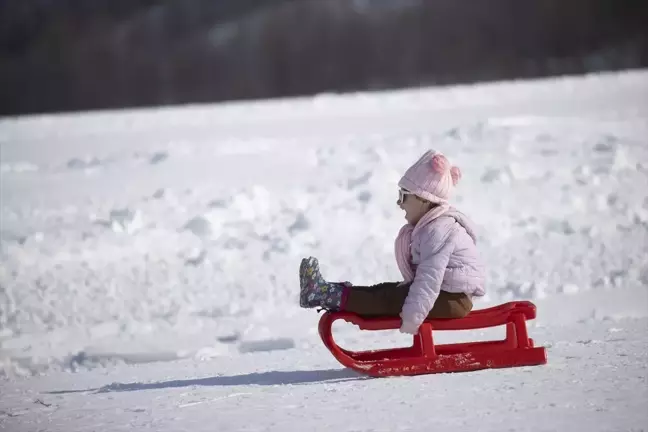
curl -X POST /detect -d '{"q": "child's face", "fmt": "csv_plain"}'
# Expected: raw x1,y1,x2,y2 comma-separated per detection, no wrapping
398,189,431,225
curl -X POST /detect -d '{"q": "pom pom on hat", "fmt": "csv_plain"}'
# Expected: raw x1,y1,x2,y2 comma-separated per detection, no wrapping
430,154,449,173
450,166,461,186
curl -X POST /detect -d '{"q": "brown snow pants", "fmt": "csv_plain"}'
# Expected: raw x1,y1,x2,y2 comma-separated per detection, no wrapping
343,282,473,319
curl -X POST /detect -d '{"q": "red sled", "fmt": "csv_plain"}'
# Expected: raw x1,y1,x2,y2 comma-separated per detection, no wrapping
319,300,547,377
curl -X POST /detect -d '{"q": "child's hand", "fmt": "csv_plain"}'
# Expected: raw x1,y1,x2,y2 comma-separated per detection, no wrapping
399,319,420,335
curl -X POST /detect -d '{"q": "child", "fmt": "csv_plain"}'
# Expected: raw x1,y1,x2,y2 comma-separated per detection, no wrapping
298,149,486,335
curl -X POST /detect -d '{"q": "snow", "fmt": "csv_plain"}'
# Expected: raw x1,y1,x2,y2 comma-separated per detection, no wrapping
1,70,648,431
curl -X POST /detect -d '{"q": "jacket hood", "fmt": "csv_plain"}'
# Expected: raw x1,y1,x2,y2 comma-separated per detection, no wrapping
444,208,478,244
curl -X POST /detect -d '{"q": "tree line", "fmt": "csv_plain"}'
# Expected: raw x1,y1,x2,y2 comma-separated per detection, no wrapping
1,0,647,116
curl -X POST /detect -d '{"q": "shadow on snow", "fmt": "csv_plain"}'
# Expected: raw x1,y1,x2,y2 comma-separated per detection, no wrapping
47,368,369,394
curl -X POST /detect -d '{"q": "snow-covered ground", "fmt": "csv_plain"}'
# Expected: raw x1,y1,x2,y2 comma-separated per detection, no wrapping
1,70,647,431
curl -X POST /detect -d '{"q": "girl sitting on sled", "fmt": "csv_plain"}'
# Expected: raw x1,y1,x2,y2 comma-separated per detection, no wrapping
299,149,486,335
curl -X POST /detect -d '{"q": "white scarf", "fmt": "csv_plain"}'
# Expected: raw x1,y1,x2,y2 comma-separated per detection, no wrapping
394,204,449,282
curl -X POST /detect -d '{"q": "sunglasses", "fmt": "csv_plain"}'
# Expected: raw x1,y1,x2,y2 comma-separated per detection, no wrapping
397,188,414,205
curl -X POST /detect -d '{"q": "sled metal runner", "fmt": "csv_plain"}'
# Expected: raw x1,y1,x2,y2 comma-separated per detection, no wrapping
319,300,547,377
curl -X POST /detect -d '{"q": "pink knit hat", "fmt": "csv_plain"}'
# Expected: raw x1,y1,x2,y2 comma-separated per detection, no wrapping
398,150,461,204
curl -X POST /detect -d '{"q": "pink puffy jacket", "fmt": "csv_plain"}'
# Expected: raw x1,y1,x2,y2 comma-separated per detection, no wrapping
401,209,486,328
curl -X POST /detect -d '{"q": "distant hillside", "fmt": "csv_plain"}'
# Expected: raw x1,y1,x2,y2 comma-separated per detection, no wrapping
1,0,647,116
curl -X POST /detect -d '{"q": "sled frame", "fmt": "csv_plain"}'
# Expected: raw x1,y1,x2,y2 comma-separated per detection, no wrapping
319,301,547,377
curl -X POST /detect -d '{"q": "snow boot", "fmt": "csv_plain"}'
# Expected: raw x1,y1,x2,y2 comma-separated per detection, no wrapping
299,257,347,310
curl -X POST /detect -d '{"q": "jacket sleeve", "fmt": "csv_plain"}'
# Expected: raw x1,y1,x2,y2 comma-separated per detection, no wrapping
400,226,456,328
